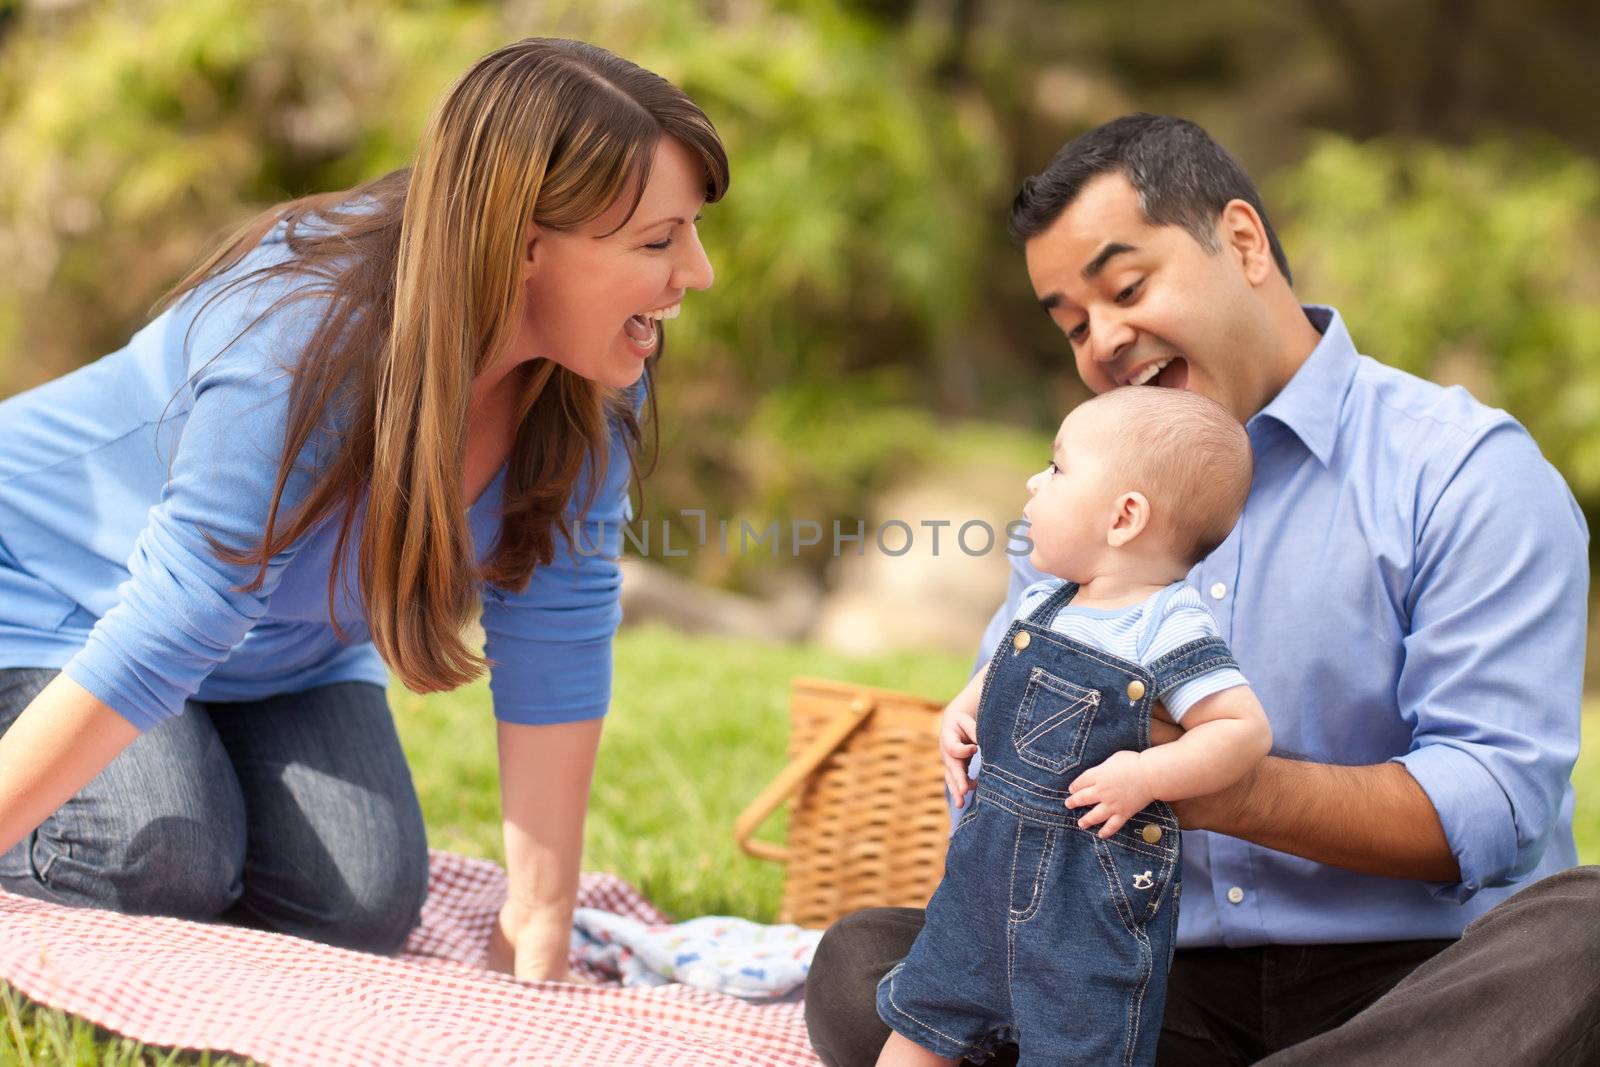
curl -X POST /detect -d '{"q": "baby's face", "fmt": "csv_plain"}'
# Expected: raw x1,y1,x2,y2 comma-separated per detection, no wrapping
1022,408,1122,579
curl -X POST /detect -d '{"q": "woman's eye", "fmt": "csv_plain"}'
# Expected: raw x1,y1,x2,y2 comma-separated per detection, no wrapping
645,238,674,251
1115,279,1142,303
1068,323,1087,343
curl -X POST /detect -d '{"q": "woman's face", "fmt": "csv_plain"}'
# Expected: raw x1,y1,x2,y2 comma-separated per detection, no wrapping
516,136,715,389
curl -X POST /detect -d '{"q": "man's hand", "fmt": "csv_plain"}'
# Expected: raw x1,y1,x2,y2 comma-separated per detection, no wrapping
940,699,980,810
1066,750,1156,838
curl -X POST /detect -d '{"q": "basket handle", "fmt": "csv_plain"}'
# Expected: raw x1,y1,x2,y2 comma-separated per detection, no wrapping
733,695,878,863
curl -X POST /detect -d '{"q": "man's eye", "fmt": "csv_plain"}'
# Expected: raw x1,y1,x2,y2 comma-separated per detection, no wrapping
1067,323,1087,343
1115,279,1143,303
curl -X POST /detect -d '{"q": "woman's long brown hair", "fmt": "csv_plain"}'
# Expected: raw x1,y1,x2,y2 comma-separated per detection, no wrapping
153,39,728,695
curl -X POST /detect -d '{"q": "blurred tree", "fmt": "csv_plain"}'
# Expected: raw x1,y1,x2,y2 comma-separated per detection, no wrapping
0,0,1004,588
1272,134,1600,512
1,0,1596,592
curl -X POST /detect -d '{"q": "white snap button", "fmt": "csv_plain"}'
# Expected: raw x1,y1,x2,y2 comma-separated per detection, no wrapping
1226,885,1245,904
1210,582,1227,600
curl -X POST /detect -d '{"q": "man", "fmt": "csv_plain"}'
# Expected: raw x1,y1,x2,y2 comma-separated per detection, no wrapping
804,114,1600,1065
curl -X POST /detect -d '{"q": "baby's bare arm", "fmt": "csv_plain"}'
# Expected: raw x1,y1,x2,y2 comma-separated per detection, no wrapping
939,669,988,807
1136,686,1272,801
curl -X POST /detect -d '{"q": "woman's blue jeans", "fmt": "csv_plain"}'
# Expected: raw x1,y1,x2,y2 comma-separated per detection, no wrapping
0,666,429,954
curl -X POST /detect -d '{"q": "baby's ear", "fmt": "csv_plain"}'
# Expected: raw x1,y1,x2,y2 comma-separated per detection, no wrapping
1106,490,1151,548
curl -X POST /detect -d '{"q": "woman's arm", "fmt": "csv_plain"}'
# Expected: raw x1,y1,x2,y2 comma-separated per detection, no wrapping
487,716,604,982
0,673,139,855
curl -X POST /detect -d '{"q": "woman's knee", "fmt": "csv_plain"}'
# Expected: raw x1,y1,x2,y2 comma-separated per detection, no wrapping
0,703,247,919
13,799,246,919
235,823,430,954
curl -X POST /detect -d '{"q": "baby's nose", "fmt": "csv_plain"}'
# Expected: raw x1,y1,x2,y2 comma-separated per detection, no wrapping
1026,469,1046,495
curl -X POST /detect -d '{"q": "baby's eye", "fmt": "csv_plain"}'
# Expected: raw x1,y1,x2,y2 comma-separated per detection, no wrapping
1049,461,1061,475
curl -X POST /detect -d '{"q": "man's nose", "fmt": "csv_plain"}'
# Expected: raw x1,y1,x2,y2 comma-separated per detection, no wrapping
1088,312,1136,373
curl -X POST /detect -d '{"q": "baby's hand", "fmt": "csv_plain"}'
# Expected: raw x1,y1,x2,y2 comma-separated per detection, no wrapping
939,699,980,810
1066,751,1155,838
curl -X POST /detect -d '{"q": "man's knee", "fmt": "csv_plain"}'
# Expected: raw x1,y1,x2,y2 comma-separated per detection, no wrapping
1481,864,1600,959
805,907,925,1067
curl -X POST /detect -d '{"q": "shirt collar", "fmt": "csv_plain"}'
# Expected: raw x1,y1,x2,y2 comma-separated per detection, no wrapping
1247,305,1359,467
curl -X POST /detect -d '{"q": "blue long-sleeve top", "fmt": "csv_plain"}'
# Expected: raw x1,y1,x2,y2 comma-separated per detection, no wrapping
974,306,1589,943
0,221,630,731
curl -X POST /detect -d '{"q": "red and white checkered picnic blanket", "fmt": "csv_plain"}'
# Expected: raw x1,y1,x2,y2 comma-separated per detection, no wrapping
0,851,823,1066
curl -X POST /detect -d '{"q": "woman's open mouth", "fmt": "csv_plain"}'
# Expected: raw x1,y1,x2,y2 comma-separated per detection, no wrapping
623,303,680,358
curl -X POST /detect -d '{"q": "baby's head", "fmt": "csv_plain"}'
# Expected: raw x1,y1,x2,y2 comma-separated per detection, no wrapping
1023,387,1252,582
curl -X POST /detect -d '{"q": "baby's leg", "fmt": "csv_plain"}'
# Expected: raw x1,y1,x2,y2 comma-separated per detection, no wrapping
875,1030,960,1067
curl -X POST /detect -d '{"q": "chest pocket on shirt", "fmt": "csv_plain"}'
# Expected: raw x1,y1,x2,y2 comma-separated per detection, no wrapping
1012,665,1100,774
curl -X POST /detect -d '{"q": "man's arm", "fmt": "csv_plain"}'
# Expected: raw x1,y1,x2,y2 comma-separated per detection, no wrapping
1173,421,1587,893
1172,755,1459,883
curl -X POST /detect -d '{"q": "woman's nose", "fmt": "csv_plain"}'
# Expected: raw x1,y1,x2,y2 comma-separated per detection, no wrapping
674,230,715,292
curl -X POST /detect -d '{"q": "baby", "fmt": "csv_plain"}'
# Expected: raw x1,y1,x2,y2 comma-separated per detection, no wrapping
875,387,1272,1066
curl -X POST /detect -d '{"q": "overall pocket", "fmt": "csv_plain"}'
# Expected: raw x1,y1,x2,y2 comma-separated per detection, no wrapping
1091,817,1179,933
1012,666,1100,774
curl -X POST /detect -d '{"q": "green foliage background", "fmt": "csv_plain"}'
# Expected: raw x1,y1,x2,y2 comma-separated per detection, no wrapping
1,0,1596,581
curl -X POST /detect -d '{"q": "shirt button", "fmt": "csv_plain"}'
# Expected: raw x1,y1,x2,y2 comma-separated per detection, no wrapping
1126,679,1146,702
1226,886,1245,905
1210,582,1227,600
1013,631,1031,651
1141,824,1163,845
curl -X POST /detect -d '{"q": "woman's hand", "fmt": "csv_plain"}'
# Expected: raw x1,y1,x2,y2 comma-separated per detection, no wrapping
487,898,597,984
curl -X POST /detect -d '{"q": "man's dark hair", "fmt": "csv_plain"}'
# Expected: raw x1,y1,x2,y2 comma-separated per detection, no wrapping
1010,113,1292,284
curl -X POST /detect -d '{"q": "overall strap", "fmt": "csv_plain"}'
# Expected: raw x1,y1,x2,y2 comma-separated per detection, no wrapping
1146,637,1238,701
1023,580,1079,626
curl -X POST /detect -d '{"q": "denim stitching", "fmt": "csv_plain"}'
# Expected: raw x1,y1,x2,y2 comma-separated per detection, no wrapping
1013,670,1099,775
1155,656,1239,695
885,971,984,1057
1009,825,1056,924
1146,637,1232,673
977,778,1179,863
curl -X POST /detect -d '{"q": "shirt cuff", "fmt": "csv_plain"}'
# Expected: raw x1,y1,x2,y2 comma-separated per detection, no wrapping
1392,743,1518,903
60,651,166,733
486,632,614,726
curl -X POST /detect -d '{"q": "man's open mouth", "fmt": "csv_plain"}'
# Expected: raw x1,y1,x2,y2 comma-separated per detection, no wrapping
1127,357,1188,389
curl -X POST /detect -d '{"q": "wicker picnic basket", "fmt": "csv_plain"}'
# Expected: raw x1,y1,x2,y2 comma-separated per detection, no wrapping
733,677,952,929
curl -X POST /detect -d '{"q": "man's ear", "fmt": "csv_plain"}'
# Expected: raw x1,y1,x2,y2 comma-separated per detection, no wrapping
1106,490,1151,548
1217,199,1274,287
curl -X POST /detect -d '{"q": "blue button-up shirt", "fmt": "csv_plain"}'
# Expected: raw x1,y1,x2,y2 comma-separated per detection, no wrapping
973,306,1589,946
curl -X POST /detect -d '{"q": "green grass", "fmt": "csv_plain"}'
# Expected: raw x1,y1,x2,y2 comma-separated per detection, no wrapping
5,625,1600,1061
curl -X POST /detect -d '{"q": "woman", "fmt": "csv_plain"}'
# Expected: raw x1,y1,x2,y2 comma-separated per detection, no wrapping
0,38,726,982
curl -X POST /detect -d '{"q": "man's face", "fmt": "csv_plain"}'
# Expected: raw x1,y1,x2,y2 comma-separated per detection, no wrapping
1023,172,1267,423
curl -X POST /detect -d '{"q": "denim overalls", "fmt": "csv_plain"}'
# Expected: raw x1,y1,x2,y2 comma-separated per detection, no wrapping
876,580,1239,1066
